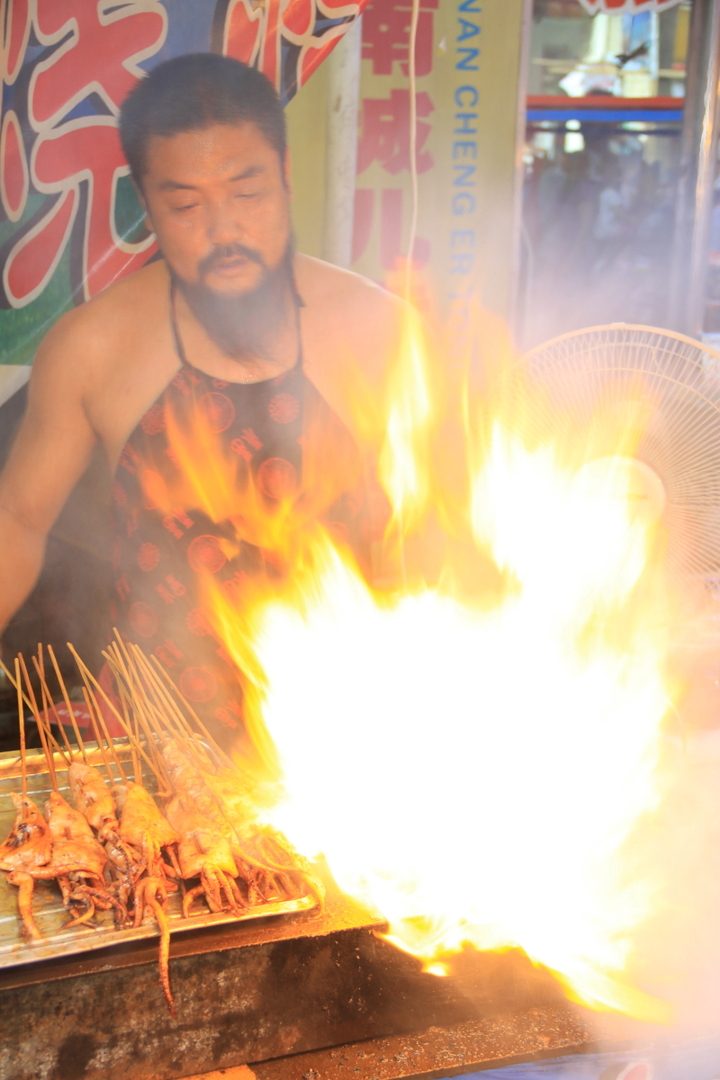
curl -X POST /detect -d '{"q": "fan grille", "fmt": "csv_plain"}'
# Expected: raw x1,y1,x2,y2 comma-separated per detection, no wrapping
518,325,720,577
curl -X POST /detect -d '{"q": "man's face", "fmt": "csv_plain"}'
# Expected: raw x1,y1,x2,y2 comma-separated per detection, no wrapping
140,121,291,296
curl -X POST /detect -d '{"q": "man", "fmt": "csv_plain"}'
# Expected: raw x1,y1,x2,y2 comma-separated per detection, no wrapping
0,54,404,740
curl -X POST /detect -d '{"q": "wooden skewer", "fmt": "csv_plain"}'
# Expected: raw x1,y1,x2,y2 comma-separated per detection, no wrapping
1,654,68,783
107,641,177,789
111,633,168,721
73,662,128,784
125,645,189,748
33,668,69,770
131,680,143,784
15,657,27,804
18,654,52,772
102,645,171,790
36,686,69,772
109,635,160,721
148,652,233,768
95,707,128,784
0,657,34,714
47,645,88,764
32,654,72,765
69,644,169,793
36,711,61,788
112,664,140,784
82,689,114,783
111,658,172,771
131,646,212,771
87,643,153,764
116,678,141,785
37,645,73,760
18,653,57,791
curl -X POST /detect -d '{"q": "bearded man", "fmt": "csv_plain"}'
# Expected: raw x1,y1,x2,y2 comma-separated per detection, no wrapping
0,54,403,742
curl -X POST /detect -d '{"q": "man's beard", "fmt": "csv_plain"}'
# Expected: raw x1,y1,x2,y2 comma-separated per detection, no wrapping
173,240,295,362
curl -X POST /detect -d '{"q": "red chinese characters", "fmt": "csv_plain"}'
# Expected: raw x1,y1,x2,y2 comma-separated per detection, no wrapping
0,1,31,224
0,110,28,222
221,0,369,102
2,0,370,311
1,0,166,308
352,188,429,270
354,90,434,268
268,393,300,424
357,89,434,176
361,0,438,77
30,0,166,129
353,0,436,272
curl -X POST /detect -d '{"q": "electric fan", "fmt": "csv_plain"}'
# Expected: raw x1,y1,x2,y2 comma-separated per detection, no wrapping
517,324,720,580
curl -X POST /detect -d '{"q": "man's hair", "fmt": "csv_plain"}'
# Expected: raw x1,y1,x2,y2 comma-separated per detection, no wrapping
119,53,287,186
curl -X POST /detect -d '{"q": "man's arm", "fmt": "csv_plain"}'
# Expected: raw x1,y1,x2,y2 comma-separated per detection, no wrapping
0,318,99,634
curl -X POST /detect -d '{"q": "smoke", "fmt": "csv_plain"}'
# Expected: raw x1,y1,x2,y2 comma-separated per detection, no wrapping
622,727,720,1035
520,129,678,350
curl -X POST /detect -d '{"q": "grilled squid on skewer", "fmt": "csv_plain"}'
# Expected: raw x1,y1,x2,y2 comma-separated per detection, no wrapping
68,762,121,841
163,742,276,907
200,766,324,905
67,762,139,908
133,875,175,1017
44,792,127,930
162,740,324,909
166,792,247,916
0,794,124,938
116,781,181,888
45,790,95,844
0,794,52,871
68,765,177,1013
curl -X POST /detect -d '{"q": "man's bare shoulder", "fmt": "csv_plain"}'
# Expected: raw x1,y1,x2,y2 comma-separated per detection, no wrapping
293,254,413,446
33,260,169,382
296,255,405,337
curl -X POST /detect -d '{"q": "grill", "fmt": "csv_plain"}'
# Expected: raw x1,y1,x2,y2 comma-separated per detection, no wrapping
0,745,663,1080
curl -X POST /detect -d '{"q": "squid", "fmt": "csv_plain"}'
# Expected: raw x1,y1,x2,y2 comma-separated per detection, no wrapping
0,794,124,939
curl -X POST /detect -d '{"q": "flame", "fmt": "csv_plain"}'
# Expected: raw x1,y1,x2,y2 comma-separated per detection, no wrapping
162,307,678,1022
378,307,436,533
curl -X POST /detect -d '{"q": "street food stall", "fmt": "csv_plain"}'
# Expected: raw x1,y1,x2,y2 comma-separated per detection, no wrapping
1,2,720,1080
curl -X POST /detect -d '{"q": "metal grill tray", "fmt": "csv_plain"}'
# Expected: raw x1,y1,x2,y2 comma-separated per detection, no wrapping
0,743,316,969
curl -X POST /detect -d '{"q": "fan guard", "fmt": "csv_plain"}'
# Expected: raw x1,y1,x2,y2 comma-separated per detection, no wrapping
518,324,720,578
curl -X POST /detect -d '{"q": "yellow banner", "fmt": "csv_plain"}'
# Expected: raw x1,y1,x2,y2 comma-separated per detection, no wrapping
285,0,531,326
351,0,529,321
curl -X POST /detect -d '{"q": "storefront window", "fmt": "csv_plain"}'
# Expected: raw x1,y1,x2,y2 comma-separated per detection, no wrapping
519,2,691,348
529,3,689,99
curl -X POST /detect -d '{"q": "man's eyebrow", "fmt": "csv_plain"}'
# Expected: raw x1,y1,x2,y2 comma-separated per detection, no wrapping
229,165,264,181
157,165,265,192
158,180,197,192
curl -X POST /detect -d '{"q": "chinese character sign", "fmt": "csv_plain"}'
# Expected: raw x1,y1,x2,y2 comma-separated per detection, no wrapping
351,0,529,332
1,0,167,319
362,0,438,77
352,0,439,276
219,0,366,104
0,0,366,366
577,0,684,12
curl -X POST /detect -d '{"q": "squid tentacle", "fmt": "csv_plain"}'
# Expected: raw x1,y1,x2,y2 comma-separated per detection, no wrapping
7,870,42,941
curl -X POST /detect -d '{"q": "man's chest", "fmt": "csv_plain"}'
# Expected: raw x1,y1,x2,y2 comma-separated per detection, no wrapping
88,337,182,470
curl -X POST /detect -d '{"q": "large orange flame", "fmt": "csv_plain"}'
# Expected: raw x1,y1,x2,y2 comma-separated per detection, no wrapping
161,303,678,1022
